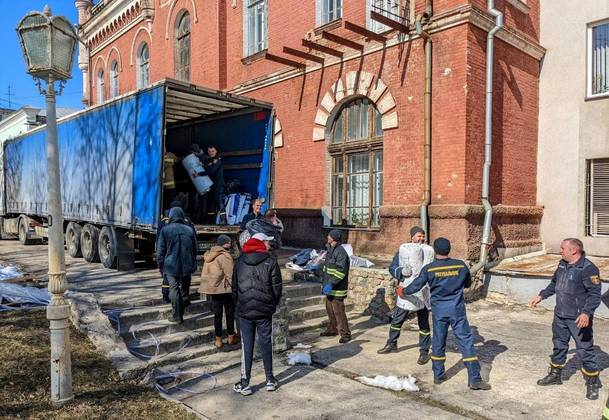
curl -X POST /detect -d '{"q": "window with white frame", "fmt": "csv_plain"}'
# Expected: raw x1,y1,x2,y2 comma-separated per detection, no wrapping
137,42,150,89
243,0,268,57
367,0,407,33
587,159,609,236
317,0,342,26
97,69,105,104
175,11,191,82
330,98,383,228
109,60,119,99
588,20,609,97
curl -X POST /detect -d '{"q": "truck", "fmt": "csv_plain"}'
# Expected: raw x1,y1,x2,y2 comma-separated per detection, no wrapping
0,79,275,270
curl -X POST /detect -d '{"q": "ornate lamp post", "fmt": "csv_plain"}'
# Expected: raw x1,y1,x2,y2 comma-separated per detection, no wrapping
16,5,78,405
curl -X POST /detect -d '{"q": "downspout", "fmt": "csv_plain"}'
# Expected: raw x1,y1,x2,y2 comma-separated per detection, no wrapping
470,1,503,276
416,0,432,240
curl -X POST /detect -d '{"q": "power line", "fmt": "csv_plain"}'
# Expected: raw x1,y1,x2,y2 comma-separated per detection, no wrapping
5,85,12,108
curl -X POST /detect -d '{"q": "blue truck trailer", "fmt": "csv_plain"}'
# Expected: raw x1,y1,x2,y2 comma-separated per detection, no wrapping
0,79,274,270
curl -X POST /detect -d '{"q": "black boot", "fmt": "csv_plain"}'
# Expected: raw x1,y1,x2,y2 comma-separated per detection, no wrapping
377,342,398,354
586,376,602,400
537,367,563,386
417,352,431,365
469,380,492,390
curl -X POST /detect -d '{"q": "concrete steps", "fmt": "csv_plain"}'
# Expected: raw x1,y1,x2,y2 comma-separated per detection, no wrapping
288,303,355,324
288,312,367,337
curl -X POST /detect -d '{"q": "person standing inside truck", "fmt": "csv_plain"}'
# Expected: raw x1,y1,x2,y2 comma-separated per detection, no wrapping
202,145,226,224
530,238,602,400
240,198,264,231
157,207,198,324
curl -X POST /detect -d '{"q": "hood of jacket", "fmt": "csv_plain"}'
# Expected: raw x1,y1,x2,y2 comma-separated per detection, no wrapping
168,207,185,223
241,251,270,266
204,245,229,263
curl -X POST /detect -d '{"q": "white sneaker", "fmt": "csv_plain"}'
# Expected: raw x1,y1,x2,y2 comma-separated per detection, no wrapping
233,381,253,396
266,377,278,392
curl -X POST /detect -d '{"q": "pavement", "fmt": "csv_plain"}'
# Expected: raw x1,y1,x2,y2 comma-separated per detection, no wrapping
2,240,609,419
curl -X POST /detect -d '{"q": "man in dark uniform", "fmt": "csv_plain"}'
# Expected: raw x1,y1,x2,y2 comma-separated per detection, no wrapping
158,201,196,304
530,238,602,400
320,229,351,344
202,145,226,224
404,237,491,390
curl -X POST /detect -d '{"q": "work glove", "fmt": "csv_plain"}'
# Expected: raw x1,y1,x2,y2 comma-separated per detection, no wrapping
401,265,413,277
322,284,333,295
396,286,405,299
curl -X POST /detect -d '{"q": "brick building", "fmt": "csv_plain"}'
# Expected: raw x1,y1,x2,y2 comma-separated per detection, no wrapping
75,0,545,259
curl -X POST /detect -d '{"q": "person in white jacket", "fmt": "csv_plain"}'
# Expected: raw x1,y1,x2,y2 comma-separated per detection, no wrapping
377,226,434,365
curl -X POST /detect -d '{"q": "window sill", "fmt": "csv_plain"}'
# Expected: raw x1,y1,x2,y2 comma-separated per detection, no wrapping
241,49,267,65
585,92,609,102
505,0,530,13
314,19,343,35
328,226,381,232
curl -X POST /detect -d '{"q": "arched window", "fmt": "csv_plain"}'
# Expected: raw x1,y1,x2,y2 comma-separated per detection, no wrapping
174,11,191,82
109,60,119,98
137,42,150,89
97,69,105,104
329,98,383,227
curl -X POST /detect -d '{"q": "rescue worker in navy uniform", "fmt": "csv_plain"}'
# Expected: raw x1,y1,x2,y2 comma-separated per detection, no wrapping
320,229,351,344
378,226,433,366
404,237,491,390
530,238,602,400
158,200,196,304
202,145,226,224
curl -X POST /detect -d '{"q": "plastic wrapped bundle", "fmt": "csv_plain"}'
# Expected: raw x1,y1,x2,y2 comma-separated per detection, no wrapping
396,242,428,311
182,153,213,194
246,218,282,249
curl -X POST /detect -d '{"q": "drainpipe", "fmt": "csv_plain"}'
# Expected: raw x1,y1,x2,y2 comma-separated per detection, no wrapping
470,1,503,276
416,1,432,240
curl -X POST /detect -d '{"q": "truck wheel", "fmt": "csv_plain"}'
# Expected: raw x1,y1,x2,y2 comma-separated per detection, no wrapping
81,224,100,263
65,222,83,258
98,226,117,269
18,218,34,245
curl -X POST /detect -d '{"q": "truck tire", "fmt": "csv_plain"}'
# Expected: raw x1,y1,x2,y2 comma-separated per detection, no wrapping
81,224,100,263
18,218,34,245
65,222,83,258
98,226,117,269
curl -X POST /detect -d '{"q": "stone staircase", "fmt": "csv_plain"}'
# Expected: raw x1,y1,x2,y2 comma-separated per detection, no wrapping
107,274,359,372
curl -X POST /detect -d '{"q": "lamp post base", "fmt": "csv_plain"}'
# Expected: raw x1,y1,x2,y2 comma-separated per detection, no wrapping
47,299,73,405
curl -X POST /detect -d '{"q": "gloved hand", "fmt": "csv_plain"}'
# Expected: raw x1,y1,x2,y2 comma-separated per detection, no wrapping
401,265,413,277
322,284,333,295
396,286,405,299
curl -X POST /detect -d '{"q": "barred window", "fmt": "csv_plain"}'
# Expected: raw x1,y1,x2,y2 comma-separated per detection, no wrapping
244,0,268,57
137,43,150,89
175,11,191,82
96,69,105,104
317,0,342,26
367,0,408,33
588,21,609,97
109,60,119,99
330,99,383,227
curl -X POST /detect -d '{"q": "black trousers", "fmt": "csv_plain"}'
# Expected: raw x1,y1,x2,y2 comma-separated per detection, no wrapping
550,314,598,375
240,317,273,384
211,293,236,337
387,306,431,354
166,274,191,322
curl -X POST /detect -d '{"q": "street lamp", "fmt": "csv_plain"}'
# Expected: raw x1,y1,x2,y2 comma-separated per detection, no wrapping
16,5,78,405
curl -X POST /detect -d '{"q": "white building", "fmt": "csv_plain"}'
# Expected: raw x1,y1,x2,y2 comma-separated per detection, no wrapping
0,106,78,143
538,0,609,256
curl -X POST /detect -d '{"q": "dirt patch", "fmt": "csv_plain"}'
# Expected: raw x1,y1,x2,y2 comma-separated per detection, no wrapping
0,308,197,419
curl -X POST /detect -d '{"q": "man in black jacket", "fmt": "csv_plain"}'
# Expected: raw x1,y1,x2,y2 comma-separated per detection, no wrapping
232,232,283,396
157,207,198,324
320,229,351,344
530,238,602,400
203,145,226,224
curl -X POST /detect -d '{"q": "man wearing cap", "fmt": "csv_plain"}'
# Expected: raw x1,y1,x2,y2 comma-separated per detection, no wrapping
404,237,490,390
377,226,433,365
232,232,283,396
199,235,237,350
320,229,351,344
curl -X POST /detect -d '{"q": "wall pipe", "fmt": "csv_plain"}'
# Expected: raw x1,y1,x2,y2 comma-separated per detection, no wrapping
470,0,503,276
416,0,433,240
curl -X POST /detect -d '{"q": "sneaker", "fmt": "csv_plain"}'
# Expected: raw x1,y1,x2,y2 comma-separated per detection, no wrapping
434,375,448,385
469,381,491,391
377,343,398,354
417,352,431,365
266,377,279,392
233,381,253,396
339,336,351,344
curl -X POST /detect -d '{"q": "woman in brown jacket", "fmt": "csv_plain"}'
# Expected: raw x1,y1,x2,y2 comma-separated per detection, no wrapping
199,235,237,349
